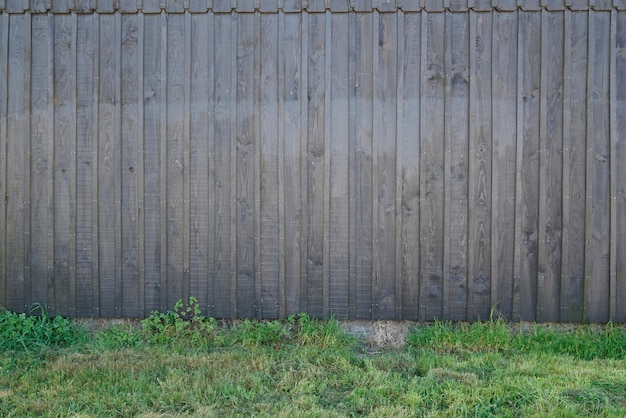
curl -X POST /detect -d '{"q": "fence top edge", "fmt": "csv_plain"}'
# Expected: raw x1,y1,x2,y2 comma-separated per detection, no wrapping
0,1,623,13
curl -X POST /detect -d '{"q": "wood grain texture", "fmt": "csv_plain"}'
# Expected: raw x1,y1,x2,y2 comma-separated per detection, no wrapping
354,11,374,319
537,10,564,323
584,11,611,323
419,11,445,321
189,13,212,315
212,13,235,318
142,14,164,314
98,14,121,318
259,12,282,319
6,15,30,313
235,12,258,318
121,14,142,317
54,14,77,317
283,12,304,317
30,14,54,311
75,14,99,317
444,11,469,321
467,10,491,321
373,11,397,320
0,7,622,322
329,12,350,319
398,11,421,320
166,14,186,310
512,11,541,321
0,13,7,310
306,12,326,318
560,10,587,322
613,11,626,322
490,11,517,320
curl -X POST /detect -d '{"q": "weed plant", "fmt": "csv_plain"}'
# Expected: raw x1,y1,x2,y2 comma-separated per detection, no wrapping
0,306,85,351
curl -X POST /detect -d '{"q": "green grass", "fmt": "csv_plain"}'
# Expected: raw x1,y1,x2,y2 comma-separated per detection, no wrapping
1,301,625,417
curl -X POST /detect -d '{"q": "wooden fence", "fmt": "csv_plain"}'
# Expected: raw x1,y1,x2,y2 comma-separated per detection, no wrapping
0,0,625,322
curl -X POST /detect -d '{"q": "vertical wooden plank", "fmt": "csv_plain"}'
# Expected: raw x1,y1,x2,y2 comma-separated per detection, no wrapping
213,13,234,318
354,11,373,319
373,11,397,319
166,13,186,309
206,11,217,318
260,12,281,319
30,14,54,311
6,15,30,313
189,12,211,314
614,10,626,322
54,14,77,317
277,11,287,320
75,14,99,317
348,10,358,320
609,9,618,321
0,13,7,310
419,10,445,321
283,11,304,316
584,10,611,323
444,10,469,320
182,12,191,308
560,10,587,322
490,11,517,320
329,11,350,319
229,14,238,320
322,10,331,319
299,10,309,314
98,14,121,317
467,10,492,321
537,9,564,322
234,12,258,318
398,11,421,320
143,13,164,314
159,12,168,312
121,14,142,317
306,11,326,317
512,10,540,322
395,11,404,320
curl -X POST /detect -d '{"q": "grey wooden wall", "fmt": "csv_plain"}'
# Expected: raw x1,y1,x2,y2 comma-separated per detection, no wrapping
0,0,625,322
